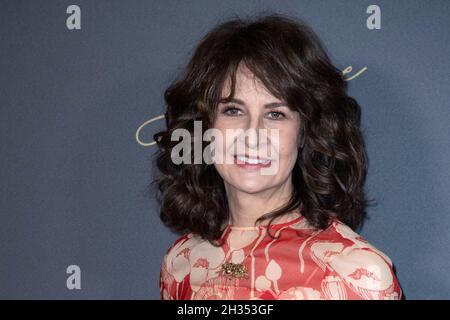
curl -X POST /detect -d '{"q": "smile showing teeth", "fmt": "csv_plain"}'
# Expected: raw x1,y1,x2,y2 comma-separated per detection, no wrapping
236,156,271,165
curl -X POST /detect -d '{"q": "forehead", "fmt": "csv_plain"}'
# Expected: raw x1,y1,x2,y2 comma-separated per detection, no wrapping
220,64,278,101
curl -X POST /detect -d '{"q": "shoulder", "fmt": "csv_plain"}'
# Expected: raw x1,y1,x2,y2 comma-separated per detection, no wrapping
161,233,201,272
160,231,218,280
311,219,402,299
161,231,229,270
159,232,228,299
159,232,200,299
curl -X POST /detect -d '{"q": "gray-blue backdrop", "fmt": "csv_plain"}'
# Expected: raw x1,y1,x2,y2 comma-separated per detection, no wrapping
1,0,449,299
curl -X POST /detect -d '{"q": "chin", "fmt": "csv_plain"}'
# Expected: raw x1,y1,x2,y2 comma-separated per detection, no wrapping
229,177,274,194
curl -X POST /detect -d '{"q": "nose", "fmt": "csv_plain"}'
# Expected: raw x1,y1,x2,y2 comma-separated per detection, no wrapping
243,112,267,151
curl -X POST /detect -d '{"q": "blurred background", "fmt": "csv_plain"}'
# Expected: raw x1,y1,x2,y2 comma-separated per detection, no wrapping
1,0,449,299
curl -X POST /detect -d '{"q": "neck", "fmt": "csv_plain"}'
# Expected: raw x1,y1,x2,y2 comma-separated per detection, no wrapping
225,179,298,228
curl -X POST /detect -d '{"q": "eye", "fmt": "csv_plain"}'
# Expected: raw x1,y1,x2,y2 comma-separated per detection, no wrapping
222,105,243,116
266,111,286,120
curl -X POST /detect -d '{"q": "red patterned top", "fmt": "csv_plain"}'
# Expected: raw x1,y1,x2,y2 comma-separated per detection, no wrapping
159,213,402,300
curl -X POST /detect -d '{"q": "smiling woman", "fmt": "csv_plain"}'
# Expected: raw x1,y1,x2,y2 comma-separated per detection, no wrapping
150,12,403,300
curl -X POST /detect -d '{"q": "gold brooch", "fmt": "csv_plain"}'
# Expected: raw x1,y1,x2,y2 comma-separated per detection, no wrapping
220,262,249,280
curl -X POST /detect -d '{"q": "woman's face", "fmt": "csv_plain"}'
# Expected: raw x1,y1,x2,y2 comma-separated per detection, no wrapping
211,64,301,194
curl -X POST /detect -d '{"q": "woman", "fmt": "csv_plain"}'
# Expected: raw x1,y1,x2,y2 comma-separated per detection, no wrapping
153,13,403,300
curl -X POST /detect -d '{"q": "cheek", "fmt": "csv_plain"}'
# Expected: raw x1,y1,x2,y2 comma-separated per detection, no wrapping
279,145,298,166
277,130,300,163
210,125,231,153
211,120,234,141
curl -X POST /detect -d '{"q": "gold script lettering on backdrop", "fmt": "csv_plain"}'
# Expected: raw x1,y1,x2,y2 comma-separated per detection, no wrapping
136,66,367,147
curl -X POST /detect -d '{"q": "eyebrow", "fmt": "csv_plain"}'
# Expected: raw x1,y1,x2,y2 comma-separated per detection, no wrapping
218,97,287,108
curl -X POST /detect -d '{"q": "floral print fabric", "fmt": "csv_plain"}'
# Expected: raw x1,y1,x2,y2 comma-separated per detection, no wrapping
160,214,402,300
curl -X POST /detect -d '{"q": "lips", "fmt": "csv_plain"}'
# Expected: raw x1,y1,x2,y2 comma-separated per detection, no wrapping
234,155,272,168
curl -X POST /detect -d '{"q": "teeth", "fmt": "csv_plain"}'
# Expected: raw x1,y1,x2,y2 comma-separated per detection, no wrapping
237,156,270,165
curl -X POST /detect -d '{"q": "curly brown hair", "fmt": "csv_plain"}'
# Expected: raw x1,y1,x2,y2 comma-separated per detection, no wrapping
149,12,374,246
